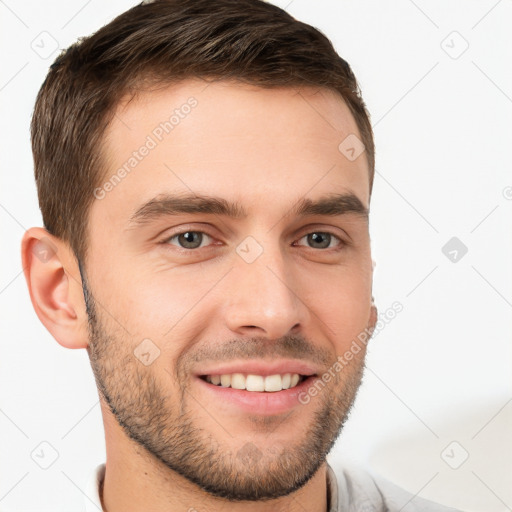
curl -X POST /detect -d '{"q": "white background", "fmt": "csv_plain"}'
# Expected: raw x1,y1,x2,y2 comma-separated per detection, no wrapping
1,1,511,511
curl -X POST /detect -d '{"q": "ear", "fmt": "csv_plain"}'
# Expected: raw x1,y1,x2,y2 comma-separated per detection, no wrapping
21,227,89,349
368,257,378,333
368,297,378,334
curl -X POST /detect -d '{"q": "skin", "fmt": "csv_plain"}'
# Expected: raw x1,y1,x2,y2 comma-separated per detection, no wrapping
22,79,377,512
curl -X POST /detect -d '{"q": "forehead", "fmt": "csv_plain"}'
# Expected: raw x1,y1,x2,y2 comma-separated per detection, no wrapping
94,79,370,229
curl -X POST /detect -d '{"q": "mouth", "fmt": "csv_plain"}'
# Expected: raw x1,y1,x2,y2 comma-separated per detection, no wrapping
193,360,321,415
199,372,313,392
195,371,319,416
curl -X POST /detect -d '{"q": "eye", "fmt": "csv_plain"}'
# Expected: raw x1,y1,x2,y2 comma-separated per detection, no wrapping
163,231,214,250
160,229,345,252
294,231,344,250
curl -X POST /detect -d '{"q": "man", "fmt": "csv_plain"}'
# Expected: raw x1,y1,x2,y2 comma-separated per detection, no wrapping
21,0,461,510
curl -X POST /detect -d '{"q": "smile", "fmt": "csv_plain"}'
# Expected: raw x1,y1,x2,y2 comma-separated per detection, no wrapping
200,373,307,392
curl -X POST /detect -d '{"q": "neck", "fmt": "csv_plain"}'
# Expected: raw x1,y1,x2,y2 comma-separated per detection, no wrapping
100,408,329,512
101,462,329,512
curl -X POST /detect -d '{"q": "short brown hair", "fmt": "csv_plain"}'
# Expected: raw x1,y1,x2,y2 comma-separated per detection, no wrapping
31,0,375,267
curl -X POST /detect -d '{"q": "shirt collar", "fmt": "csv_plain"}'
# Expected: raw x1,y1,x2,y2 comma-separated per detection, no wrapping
326,462,340,511
84,462,105,512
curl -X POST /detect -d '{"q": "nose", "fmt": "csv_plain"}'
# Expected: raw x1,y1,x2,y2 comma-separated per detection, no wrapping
223,241,309,339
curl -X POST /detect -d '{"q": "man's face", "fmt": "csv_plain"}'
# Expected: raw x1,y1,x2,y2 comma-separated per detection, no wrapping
84,79,376,500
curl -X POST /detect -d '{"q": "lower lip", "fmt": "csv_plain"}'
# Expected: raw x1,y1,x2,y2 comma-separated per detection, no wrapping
195,375,317,415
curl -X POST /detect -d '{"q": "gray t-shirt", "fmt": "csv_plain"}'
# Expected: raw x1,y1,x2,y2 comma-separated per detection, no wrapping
84,462,462,511
326,463,461,511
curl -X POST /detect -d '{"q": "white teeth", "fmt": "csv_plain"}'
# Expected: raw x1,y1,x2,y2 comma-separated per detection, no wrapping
246,374,265,392
204,373,304,392
231,373,245,390
264,374,282,392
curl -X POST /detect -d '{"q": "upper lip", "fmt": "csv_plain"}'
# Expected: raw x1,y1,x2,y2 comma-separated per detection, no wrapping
195,359,320,377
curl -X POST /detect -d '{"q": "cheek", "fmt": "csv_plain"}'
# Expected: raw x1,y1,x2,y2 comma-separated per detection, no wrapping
321,293,370,334
109,269,221,341
300,266,372,338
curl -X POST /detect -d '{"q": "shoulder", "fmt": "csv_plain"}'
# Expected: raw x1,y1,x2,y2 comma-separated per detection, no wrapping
327,461,463,512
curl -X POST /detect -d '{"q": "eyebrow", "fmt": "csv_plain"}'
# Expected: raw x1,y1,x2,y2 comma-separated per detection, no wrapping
127,191,368,228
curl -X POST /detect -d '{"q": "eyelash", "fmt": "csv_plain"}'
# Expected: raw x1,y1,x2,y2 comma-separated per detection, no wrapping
159,229,347,252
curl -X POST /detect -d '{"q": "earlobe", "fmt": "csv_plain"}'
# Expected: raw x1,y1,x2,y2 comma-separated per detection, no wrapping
21,227,89,349
368,297,378,334
369,258,378,333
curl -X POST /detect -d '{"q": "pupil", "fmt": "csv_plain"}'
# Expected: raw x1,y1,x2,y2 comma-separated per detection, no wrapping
180,232,201,248
309,233,329,248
